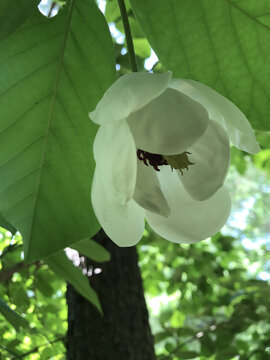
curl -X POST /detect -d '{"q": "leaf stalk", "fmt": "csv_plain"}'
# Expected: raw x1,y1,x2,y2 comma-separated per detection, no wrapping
117,0,138,72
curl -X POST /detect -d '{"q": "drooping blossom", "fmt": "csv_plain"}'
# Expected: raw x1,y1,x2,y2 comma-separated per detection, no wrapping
89,72,260,246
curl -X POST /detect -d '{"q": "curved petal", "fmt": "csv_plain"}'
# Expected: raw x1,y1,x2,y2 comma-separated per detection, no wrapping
91,168,145,246
170,79,260,154
133,160,170,217
179,120,230,201
127,88,209,155
93,120,137,205
89,72,172,124
145,167,231,244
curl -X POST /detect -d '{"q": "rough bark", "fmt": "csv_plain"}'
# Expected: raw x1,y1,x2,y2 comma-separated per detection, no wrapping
66,230,156,360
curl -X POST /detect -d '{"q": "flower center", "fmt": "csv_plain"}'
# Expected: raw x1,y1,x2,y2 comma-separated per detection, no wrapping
137,149,167,171
164,152,194,175
137,149,194,174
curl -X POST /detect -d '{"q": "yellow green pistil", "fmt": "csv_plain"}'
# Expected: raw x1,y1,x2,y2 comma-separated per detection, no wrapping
164,152,194,175
137,149,194,174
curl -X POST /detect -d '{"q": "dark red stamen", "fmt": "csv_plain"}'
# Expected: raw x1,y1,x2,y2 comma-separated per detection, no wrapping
137,149,167,171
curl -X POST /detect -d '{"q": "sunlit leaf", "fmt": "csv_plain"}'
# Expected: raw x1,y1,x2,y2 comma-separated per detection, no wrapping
105,0,131,23
133,38,151,58
0,0,116,261
131,0,270,131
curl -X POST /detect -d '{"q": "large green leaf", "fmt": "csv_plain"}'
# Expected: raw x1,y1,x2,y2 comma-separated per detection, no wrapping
45,251,101,311
0,0,116,261
0,0,39,40
71,238,111,262
0,214,16,234
0,297,29,330
131,0,270,131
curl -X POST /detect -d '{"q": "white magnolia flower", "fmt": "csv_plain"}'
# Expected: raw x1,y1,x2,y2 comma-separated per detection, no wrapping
89,72,260,246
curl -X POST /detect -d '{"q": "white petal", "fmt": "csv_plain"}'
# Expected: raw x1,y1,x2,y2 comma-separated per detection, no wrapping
93,120,137,205
89,72,172,124
91,168,145,247
133,160,170,217
127,88,209,155
145,167,231,244
180,120,230,201
170,79,260,154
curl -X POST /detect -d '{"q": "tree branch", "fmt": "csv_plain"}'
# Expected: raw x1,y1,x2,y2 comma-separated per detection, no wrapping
0,261,41,282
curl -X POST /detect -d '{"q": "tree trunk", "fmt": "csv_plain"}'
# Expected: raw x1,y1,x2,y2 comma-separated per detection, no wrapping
66,230,156,360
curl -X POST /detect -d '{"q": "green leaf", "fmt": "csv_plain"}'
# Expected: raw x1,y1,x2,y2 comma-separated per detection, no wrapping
0,214,16,234
230,147,247,175
256,131,270,149
170,310,185,328
116,17,145,39
215,347,238,360
36,271,55,297
0,0,116,261
175,351,199,359
71,238,110,262
154,331,170,343
45,251,101,312
131,0,270,131
133,38,151,58
201,334,215,357
105,0,131,23
0,297,29,330
177,327,197,337
9,282,30,312
0,0,39,40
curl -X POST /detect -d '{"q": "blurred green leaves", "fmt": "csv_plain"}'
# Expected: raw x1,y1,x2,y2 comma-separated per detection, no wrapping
140,223,270,359
0,0,116,261
0,297,29,331
131,0,270,131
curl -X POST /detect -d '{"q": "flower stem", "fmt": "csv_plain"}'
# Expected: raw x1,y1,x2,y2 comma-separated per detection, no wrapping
117,0,138,72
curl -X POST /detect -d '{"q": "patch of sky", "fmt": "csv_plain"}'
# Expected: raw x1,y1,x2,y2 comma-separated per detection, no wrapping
97,0,106,14
145,50,159,71
222,160,270,281
38,0,60,17
27,290,35,298
97,0,158,71
229,197,255,231
223,160,270,244
259,271,270,281
109,23,125,44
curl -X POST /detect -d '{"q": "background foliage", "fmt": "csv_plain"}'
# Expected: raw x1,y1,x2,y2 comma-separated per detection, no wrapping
0,0,270,359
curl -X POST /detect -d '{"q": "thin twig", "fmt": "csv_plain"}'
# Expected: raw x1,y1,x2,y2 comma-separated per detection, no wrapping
48,1,57,18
